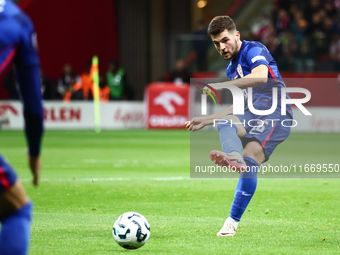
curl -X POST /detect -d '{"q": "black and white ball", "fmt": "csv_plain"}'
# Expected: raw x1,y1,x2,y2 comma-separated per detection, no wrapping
112,212,150,249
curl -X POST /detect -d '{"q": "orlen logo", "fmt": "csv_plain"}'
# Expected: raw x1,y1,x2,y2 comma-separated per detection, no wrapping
0,104,18,127
0,105,18,116
148,88,189,128
153,91,184,115
44,107,81,122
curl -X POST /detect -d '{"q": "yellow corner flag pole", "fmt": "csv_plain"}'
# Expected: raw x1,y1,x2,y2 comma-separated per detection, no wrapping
91,56,101,133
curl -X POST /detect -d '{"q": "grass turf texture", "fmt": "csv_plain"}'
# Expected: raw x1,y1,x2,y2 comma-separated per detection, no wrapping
0,130,340,255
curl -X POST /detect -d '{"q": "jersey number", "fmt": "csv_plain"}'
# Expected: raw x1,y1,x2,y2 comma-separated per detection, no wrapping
249,120,269,134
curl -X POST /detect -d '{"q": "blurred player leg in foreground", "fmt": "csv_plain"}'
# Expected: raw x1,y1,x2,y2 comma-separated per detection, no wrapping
0,156,32,255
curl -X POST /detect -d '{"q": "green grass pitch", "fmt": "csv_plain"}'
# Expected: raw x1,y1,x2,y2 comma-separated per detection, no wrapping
1,130,340,254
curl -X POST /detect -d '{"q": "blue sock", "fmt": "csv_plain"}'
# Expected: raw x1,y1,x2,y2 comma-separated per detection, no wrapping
229,157,259,221
0,201,33,255
217,120,242,154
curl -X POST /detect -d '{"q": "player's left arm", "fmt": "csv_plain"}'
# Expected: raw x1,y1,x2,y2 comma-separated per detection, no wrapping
14,18,44,186
219,64,268,89
203,65,268,95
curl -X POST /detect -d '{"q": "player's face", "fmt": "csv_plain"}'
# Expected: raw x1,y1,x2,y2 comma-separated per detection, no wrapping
211,29,240,60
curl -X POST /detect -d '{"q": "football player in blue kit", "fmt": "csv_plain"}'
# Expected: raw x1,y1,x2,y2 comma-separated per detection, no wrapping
0,0,44,254
186,16,292,236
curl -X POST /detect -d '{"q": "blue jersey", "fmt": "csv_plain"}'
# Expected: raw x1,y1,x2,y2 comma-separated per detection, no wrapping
226,40,292,115
0,0,43,156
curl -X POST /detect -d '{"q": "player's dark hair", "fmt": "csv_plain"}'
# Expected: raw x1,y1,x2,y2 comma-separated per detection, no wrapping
208,16,236,36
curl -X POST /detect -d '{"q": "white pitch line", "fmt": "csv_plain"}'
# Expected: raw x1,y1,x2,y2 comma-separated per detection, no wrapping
20,176,191,182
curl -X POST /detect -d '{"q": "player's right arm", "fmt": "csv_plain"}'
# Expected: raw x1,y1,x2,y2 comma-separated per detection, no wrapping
14,15,44,186
186,105,233,131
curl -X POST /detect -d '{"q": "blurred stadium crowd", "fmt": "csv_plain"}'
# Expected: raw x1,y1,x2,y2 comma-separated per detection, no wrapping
4,60,134,101
249,0,340,72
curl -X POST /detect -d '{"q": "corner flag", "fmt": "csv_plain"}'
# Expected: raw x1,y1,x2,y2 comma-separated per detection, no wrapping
91,56,100,133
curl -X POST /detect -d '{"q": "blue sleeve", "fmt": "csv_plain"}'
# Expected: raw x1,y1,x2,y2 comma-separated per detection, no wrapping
14,16,43,157
246,43,270,71
226,62,232,79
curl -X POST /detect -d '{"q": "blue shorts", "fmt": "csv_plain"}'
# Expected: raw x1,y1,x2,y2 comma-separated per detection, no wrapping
0,154,18,193
234,103,293,162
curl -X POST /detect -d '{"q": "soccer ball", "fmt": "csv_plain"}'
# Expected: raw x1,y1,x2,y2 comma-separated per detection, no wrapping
112,212,150,249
